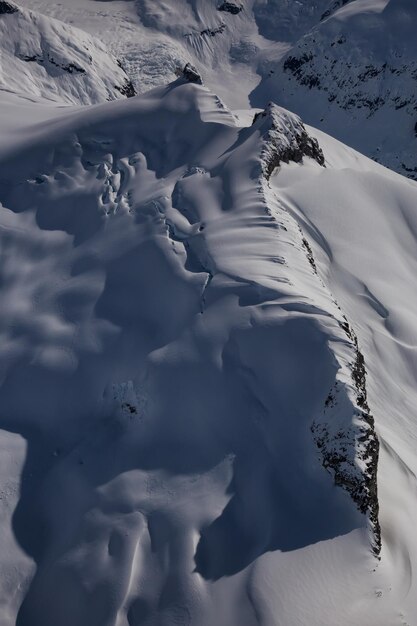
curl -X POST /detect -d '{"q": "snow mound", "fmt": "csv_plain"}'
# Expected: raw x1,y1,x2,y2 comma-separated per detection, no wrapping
0,1,135,104
2,75,416,624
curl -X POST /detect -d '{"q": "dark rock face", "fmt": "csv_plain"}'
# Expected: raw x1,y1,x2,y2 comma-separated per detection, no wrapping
281,29,417,130
184,21,226,40
266,129,324,173
200,22,226,37
218,2,243,14
0,1,18,14
302,237,317,273
115,60,136,97
321,0,356,21
53,60,85,74
401,162,417,180
283,53,322,90
283,53,313,74
20,52,86,74
115,80,136,98
254,103,325,178
180,63,203,85
312,321,381,557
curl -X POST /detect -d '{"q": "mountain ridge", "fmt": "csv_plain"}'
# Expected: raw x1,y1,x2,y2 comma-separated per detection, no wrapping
0,3,417,625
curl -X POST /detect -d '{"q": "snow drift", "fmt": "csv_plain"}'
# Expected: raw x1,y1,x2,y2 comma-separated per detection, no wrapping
0,66,416,624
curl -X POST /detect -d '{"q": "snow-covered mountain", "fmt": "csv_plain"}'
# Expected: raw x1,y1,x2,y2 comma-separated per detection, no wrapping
0,1,135,104
260,0,417,179
14,0,417,177
1,2,417,626
1,66,417,625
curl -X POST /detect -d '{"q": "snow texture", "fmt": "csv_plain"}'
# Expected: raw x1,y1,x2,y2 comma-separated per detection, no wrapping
13,0,416,177
0,1,135,104
0,73,416,625
0,2,416,626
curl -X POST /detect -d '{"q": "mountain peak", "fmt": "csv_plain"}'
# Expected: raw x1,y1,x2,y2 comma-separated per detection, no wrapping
253,103,325,177
178,62,203,85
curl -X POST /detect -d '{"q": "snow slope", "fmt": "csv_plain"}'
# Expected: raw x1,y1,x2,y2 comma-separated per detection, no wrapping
260,0,417,178
0,69,416,625
0,1,135,104
12,0,417,177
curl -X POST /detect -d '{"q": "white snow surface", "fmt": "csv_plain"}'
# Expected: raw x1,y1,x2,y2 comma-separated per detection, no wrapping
11,0,417,177
0,68,416,624
0,1,133,104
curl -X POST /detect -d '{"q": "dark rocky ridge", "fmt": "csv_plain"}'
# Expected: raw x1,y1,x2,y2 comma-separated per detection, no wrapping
20,53,86,74
179,63,203,85
185,23,226,38
200,22,226,37
115,60,136,97
255,104,380,556
312,321,381,557
321,0,356,21
114,80,136,98
0,1,18,14
254,103,325,178
218,2,243,14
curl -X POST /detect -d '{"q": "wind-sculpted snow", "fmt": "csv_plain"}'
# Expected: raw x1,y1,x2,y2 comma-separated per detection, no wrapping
2,77,417,625
13,0,417,176
0,2,134,104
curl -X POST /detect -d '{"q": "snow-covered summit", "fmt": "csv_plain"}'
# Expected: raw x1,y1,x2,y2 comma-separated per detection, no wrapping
253,103,326,176
0,74,416,624
0,1,135,104
14,0,416,176
0,2,417,625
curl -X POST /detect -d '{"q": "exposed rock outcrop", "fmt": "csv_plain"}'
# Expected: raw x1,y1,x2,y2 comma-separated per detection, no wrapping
321,0,356,21
115,80,136,98
0,1,18,14
311,323,381,557
218,2,243,14
19,52,86,74
115,61,136,97
253,103,325,178
179,62,203,85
